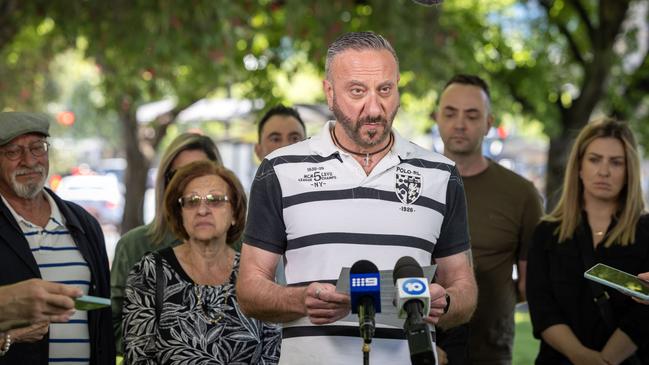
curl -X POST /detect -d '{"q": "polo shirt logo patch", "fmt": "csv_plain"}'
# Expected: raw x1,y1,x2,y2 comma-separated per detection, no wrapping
298,166,337,188
395,167,422,205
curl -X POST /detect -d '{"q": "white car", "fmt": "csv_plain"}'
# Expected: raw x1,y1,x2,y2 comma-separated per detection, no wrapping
55,174,125,227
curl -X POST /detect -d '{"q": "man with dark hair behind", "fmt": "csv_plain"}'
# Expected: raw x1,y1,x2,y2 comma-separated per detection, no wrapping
255,104,307,160
434,74,543,365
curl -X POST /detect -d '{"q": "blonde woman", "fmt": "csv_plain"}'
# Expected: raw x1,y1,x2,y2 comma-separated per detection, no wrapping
527,118,649,364
111,133,222,354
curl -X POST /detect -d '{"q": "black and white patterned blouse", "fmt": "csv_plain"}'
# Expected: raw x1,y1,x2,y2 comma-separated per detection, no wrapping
123,247,281,364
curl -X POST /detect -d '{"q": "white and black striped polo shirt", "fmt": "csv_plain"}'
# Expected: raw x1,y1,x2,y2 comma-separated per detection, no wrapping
245,121,470,364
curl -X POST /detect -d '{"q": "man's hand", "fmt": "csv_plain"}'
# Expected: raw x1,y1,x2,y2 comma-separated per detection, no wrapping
0,279,82,328
9,321,50,343
305,283,350,325
424,283,447,325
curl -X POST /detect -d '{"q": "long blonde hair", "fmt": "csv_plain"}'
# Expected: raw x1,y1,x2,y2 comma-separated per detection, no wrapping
545,117,645,247
147,133,222,245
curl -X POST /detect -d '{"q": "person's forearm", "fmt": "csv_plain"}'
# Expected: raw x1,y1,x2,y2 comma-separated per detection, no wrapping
238,273,307,323
434,250,477,329
437,277,477,329
601,329,638,365
517,260,527,302
542,324,593,362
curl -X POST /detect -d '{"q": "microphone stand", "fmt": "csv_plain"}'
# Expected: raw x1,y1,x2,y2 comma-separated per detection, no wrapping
358,297,375,365
362,342,370,365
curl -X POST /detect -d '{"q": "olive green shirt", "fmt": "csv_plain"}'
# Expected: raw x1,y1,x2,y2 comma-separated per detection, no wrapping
110,224,179,355
464,160,543,364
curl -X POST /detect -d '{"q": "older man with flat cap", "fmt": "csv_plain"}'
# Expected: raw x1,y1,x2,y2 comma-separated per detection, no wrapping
0,112,114,365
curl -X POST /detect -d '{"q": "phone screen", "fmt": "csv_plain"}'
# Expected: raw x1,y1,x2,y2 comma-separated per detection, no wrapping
585,264,649,299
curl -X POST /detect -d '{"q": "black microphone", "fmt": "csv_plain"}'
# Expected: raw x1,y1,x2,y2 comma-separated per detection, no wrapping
393,256,436,365
350,260,381,344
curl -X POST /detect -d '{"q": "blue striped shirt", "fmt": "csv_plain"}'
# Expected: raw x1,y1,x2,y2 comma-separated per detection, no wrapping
1,192,91,364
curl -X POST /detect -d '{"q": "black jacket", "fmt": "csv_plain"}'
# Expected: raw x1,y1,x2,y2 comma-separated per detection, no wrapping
0,188,115,365
527,215,649,365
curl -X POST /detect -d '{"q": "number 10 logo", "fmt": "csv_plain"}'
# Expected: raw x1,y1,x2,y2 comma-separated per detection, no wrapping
402,278,427,295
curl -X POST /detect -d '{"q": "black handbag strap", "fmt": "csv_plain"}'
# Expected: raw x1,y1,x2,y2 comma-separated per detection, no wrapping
153,251,164,322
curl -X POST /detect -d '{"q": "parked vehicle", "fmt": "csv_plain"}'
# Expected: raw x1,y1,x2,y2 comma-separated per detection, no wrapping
55,174,125,227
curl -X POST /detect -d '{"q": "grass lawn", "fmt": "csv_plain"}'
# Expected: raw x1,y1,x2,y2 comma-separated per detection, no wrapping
513,308,540,365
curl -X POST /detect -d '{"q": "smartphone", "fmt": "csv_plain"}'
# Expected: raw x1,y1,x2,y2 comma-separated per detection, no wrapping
74,295,111,311
584,263,649,301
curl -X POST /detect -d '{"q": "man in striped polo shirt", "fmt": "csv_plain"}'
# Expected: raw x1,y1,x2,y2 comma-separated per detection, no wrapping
0,112,114,365
238,32,478,364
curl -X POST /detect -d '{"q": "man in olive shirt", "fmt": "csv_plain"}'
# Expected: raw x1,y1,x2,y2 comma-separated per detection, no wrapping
435,74,543,365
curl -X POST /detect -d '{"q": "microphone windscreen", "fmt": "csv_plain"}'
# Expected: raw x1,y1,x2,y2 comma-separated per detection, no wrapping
351,259,379,274
393,256,424,283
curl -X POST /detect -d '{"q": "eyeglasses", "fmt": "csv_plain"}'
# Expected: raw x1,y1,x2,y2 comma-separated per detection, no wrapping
1,141,49,161
178,194,229,209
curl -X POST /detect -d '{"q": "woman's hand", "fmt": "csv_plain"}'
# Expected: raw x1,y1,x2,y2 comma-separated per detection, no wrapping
632,273,649,304
9,321,49,343
568,346,609,365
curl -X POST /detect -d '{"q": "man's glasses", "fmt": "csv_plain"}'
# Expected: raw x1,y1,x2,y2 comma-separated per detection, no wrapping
1,141,49,161
178,194,229,209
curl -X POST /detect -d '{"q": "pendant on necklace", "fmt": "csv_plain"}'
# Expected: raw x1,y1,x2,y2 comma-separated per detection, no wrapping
364,154,371,166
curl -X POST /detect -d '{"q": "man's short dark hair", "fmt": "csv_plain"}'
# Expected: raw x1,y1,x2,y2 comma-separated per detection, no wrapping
443,74,491,101
257,105,306,142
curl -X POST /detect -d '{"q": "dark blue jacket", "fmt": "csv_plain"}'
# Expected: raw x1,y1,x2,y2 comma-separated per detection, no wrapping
0,188,115,365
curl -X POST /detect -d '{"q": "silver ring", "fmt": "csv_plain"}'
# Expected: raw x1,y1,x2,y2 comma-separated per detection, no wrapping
315,287,322,300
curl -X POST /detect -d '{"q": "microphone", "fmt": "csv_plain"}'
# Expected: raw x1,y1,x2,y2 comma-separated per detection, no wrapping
393,256,435,365
350,260,381,344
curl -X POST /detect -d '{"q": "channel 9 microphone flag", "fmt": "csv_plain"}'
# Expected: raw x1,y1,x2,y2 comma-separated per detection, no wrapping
350,260,381,345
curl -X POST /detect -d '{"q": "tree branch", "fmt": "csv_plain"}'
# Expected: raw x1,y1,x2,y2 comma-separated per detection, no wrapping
597,0,631,48
566,0,594,42
539,0,587,67
0,0,20,50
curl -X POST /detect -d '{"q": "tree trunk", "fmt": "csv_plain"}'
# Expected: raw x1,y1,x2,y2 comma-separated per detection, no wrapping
545,126,579,210
118,102,150,234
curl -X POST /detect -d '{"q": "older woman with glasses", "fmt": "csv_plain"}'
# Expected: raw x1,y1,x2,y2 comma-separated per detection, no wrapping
122,161,280,364
111,132,222,354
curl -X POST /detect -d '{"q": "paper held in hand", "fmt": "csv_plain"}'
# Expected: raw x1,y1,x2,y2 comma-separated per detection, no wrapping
335,265,436,328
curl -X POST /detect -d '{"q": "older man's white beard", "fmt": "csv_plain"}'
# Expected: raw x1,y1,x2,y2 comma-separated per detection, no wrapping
11,166,47,199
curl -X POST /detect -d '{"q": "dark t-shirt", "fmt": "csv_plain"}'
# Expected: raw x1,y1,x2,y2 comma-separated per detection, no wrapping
464,160,543,363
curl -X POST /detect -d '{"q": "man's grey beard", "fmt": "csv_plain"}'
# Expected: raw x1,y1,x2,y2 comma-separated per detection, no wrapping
11,166,47,199
331,96,398,150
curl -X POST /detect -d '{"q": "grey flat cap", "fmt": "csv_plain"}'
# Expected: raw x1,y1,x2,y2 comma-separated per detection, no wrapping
0,112,51,146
